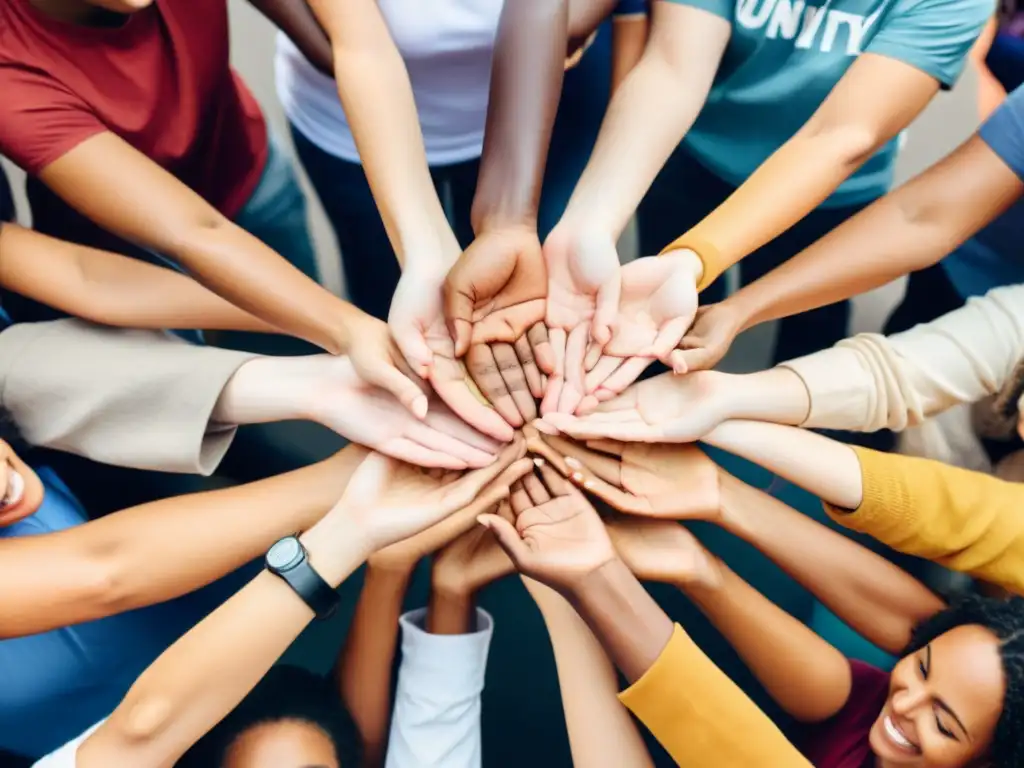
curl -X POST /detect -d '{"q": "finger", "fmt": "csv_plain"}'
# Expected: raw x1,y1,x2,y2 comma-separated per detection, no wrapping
382,437,468,469
583,340,603,372
510,479,533,515
585,439,627,457
592,272,622,346
430,359,516,442
391,326,434,379
462,457,535,516
528,322,556,375
591,357,652,402
515,335,545,399
557,324,589,414
584,355,624,395
424,408,502,455
562,462,651,515
493,342,538,422
576,395,601,415
534,432,623,487
540,373,564,417
477,514,531,569
497,499,515,524
406,422,496,468
522,471,552,506
648,316,691,359
365,362,429,420
466,344,522,428
523,434,572,477
542,412,662,443
443,437,529,508
537,461,573,497
548,327,567,377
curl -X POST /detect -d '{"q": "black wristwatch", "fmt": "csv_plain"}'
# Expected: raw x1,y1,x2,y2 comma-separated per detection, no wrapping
265,536,340,619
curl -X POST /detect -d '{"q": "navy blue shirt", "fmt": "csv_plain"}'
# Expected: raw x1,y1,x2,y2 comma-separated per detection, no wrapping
942,84,1024,298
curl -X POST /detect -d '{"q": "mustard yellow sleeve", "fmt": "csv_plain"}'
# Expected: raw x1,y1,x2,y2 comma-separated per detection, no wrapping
618,624,812,767
660,235,728,293
826,447,1024,595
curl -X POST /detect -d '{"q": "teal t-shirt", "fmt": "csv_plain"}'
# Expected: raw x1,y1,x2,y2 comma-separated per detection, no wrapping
667,0,993,206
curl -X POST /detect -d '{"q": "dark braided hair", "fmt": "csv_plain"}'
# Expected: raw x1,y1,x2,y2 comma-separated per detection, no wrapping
907,594,1024,767
175,665,362,768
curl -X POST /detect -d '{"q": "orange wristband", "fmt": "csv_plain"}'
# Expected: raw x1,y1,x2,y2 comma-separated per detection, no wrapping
659,234,726,293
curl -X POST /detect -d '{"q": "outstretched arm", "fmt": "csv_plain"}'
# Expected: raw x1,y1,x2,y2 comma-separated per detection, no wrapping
0,223,277,333
0,446,366,638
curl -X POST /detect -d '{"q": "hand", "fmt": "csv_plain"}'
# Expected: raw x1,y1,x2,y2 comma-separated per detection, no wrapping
340,438,533,555
366,435,529,572
578,253,701,413
309,356,502,469
342,308,429,419
389,265,518,441
432,500,515,597
539,370,729,443
479,462,617,595
607,517,721,588
528,433,722,521
541,226,622,416
463,341,543,428
664,299,748,374
443,226,550,360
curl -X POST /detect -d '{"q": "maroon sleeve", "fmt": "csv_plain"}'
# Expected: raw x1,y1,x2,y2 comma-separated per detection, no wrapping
794,660,890,768
0,63,107,174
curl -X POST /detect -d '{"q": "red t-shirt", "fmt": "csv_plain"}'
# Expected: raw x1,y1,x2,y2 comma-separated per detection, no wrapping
796,660,890,767
0,0,267,248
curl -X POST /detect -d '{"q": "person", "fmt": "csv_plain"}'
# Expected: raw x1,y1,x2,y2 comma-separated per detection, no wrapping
669,81,1024,377
31,444,532,768
0,162,14,224
512,0,990,414
0,0,430,416
540,282,1024,462
526,435,1023,767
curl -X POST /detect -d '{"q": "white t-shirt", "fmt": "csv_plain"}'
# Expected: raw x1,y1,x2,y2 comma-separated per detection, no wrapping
276,0,504,166
32,721,103,768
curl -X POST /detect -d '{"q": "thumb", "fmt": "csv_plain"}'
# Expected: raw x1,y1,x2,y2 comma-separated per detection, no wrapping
364,361,429,419
477,514,530,570
391,325,434,379
667,346,721,375
591,273,621,347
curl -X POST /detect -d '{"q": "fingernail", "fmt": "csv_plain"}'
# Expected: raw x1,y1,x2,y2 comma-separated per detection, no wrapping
583,480,596,490
565,457,583,470
571,472,584,483
533,457,545,467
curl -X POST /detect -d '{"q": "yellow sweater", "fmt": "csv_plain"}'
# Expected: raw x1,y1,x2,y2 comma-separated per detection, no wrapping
827,446,1024,595
618,625,812,766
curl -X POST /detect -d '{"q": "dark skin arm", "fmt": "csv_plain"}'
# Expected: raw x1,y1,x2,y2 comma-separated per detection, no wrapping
245,0,334,76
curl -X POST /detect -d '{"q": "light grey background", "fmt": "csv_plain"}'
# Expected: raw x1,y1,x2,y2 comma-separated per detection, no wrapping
0,4,984,364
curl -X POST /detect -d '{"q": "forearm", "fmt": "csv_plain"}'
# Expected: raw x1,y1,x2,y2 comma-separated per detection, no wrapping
79,515,368,768
695,368,811,427
0,225,278,333
212,354,330,426
702,419,864,510
248,0,333,76
427,586,476,636
679,559,851,722
4,448,364,637
728,137,1023,328
310,0,458,269
610,16,649,94
560,42,718,239
717,471,944,656
471,0,568,233
529,579,654,768
339,565,410,767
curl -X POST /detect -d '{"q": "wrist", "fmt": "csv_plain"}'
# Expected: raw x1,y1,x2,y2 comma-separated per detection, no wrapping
715,469,757,539
565,557,635,607
299,512,373,586
660,247,705,286
426,588,475,635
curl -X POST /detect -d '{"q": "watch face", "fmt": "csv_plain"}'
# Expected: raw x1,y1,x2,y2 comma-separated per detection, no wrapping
267,537,303,571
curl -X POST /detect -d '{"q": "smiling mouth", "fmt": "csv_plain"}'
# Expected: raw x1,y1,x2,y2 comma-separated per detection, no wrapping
883,714,920,754
0,465,25,512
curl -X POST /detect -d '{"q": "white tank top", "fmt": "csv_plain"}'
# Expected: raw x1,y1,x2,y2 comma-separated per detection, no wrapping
275,0,505,166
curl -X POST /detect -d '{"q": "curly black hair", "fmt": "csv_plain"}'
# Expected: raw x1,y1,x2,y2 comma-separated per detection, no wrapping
175,665,363,768
907,594,1024,767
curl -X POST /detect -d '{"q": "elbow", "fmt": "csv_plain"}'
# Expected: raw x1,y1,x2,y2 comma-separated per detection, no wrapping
798,120,882,171
78,547,141,619
168,210,233,256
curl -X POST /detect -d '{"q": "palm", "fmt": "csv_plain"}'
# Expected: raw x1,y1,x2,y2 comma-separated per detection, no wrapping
517,497,616,585
609,518,720,587
389,265,449,378
446,229,547,346
434,522,513,594
543,231,617,331
617,444,721,519
603,256,697,358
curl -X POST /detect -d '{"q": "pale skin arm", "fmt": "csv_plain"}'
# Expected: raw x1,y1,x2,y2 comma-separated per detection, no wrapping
716,469,945,656
665,54,941,287
0,446,366,639
725,133,1024,329
0,223,278,333
306,0,459,270
527,578,655,767
557,1,731,240
38,133,359,354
